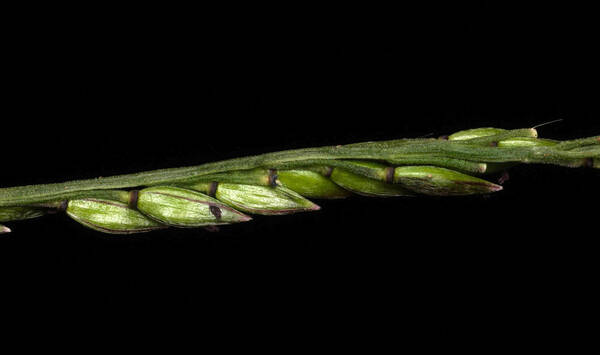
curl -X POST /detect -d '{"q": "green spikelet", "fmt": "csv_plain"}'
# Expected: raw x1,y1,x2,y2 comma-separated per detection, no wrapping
277,169,351,199
136,186,252,227
67,198,165,234
394,166,503,196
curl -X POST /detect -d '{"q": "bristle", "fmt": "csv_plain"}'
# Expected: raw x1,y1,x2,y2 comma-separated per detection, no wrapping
532,118,564,129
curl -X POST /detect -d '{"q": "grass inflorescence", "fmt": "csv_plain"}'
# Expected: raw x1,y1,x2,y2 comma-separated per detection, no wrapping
0,126,598,235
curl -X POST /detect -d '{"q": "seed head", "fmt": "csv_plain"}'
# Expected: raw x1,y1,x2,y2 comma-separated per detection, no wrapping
0,206,46,223
67,198,165,234
448,127,507,141
329,167,413,197
394,166,503,196
497,137,558,148
136,186,251,227
277,169,351,199
210,183,320,215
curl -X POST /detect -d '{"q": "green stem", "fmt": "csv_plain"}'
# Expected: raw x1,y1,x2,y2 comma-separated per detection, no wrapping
554,136,600,150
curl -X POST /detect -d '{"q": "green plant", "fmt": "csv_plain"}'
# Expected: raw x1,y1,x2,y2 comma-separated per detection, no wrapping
1,126,598,234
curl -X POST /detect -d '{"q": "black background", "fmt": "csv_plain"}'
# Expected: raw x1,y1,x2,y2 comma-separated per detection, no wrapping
1,4,598,338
